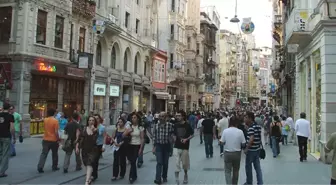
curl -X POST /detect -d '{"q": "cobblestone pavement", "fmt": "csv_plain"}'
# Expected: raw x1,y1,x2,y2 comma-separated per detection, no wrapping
1,127,331,185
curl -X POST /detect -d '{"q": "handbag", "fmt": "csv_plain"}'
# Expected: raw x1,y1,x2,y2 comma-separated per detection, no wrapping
62,139,73,152
144,134,150,144
259,142,266,159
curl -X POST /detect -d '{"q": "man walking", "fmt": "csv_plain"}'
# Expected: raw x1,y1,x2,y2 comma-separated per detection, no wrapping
295,112,310,162
173,111,194,185
0,104,15,177
220,116,246,185
201,114,216,158
244,111,263,185
197,115,205,144
152,112,174,184
217,112,229,156
9,105,22,157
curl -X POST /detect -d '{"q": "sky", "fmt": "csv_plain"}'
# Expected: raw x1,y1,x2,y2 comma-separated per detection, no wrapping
201,0,273,47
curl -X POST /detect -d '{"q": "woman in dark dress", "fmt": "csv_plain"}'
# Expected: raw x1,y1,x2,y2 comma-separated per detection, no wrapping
76,116,98,185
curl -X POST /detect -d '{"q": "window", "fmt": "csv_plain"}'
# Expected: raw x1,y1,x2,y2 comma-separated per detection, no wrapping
124,51,128,71
187,69,190,75
111,46,116,69
79,27,86,52
54,16,64,48
196,43,200,54
36,10,47,45
144,61,148,76
136,0,139,4
96,42,102,66
0,6,12,43
170,24,174,39
134,55,138,74
125,12,130,28
135,19,140,34
153,60,165,82
187,37,191,49
170,53,174,68
171,0,175,11
97,0,101,8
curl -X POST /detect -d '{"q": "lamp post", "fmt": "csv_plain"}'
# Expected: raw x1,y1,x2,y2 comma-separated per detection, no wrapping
230,0,240,23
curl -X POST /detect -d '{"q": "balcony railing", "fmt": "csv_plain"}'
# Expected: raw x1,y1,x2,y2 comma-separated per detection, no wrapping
72,0,96,19
285,8,313,47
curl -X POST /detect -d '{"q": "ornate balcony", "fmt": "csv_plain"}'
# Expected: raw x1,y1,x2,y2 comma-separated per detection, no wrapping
72,0,96,19
285,9,313,48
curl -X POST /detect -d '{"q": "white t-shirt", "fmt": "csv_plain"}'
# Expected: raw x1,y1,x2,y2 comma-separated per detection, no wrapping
217,117,229,136
220,127,246,152
197,118,204,129
129,125,144,145
295,118,310,138
286,117,294,129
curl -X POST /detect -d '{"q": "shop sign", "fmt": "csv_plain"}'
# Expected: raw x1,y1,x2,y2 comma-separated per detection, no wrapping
67,67,84,78
36,62,56,72
110,85,120,97
94,84,106,96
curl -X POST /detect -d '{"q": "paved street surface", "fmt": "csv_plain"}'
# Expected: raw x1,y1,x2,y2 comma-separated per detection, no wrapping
2,129,331,185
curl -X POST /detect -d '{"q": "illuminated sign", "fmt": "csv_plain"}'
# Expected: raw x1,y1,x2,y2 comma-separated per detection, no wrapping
37,63,56,72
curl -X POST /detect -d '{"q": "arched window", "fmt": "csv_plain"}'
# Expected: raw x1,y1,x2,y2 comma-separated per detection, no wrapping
111,46,116,69
134,54,138,74
124,51,128,71
96,41,102,66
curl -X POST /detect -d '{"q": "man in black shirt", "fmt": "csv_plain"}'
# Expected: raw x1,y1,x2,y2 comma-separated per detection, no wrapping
62,113,82,173
0,103,15,177
173,110,194,184
201,114,216,158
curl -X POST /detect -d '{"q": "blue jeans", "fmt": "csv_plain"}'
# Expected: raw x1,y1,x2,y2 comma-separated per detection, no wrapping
155,144,170,181
0,138,11,174
204,134,213,157
245,150,263,185
10,132,18,155
271,136,280,157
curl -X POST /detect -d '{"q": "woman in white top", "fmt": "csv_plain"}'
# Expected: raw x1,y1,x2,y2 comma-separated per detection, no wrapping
123,113,144,183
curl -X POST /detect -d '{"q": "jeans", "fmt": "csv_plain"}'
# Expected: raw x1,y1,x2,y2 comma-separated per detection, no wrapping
10,132,19,155
92,145,103,179
63,144,82,170
297,135,308,160
220,143,224,154
37,140,59,170
282,135,288,145
245,150,263,185
155,143,170,182
271,136,280,157
199,131,203,144
0,138,11,174
224,151,241,185
127,144,140,180
113,145,126,178
204,134,213,157
137,144,145,164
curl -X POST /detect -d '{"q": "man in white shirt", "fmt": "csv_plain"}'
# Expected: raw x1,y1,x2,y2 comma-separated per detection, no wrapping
197,115,205,144
295,112,311,162
286,115,294,143
220,116,246,185
217,113,229,156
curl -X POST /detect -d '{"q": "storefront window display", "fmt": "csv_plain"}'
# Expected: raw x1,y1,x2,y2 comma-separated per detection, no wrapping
301,64,306,113
93,83,106,116
315,54,321,152
133,91,140,111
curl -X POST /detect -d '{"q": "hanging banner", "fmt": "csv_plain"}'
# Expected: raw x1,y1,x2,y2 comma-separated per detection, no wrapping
241,17,255,34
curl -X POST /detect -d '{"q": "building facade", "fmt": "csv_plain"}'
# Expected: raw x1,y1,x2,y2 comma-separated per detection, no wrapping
200,7,220,111
279,0,336,162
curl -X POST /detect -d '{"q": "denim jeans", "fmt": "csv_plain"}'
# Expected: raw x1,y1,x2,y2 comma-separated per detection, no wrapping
204,134,213,157
245,150,263,185
155,143,170,182
220,143,224,154
10,132,18,155
0,138,11,174
137,144,145,164
282,135,288,145
271,136,280,157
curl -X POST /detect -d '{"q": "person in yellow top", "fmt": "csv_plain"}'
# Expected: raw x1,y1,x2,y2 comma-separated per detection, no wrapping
37,108,60,173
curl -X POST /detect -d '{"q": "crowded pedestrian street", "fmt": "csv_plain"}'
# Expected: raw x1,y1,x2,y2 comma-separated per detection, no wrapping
2,130,331,185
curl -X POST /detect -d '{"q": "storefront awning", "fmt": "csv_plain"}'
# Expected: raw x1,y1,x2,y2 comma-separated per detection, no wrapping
154,92,169,100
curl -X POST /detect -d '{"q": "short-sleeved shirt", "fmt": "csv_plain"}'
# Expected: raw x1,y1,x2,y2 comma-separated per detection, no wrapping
96,124,106,145
174,122,194,150
0,112,14,138
130,125,144,145
247,123,262,151
43,117,59,142
13,112,22,132
202,119,215,134
220,127,246,152
64,121,80,142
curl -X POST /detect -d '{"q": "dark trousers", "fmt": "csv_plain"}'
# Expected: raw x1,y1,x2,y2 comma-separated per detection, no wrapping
220,143,224,154
113,146,126,178
331,178,336,185
127,144,140,180
92,145,103,179
37,140,59,170
204,134,213,157
155,143,170,182
297,135,308,160
200,131,203,144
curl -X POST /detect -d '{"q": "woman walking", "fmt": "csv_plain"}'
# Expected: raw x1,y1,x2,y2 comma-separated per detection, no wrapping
76,116,98,185
270,115,282,158
123,113,145,184
111,118,127,180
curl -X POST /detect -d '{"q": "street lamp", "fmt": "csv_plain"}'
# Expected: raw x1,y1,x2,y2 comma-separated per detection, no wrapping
230,0,240,23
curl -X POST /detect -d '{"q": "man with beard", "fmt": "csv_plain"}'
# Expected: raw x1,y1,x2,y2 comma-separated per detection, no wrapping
173,110,194,185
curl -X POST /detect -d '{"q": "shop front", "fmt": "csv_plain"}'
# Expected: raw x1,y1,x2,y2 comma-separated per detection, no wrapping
29,61,86,135
93,83,106,116
109,84,120,125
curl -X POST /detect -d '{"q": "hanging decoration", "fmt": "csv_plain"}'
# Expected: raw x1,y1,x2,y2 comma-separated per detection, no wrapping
241,18,255,34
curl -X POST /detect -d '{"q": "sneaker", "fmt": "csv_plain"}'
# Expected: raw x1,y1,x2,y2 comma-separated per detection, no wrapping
63,169,68,173
37,168,44,173
163,178,168,183
183,174,188,184
154,179,161,184
52,167,60,171
220,153,224,157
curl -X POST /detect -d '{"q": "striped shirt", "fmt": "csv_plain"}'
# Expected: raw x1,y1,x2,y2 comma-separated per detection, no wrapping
247,122,262,151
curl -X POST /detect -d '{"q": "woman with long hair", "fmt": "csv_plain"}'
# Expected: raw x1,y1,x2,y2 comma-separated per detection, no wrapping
92,114,106,181
111,118,127,180
123,113,144,184
270,115,282,158
76,116,98,185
